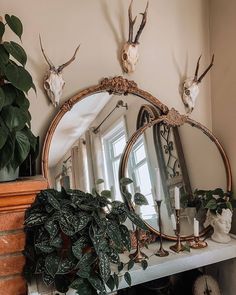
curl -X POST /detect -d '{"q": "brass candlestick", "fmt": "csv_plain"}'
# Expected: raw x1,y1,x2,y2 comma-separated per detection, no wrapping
170,209,185,253
129,227,147,262
190,236,208,249
155,200,169,257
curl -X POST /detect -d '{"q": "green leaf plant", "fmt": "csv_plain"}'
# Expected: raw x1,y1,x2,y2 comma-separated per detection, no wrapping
0,14,37,171
193,188,233,215
24,182,149,294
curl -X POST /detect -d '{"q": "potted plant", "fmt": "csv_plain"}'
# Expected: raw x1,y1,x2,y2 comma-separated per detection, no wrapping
24,179,149,294
0,14,37,181
193,188,233,243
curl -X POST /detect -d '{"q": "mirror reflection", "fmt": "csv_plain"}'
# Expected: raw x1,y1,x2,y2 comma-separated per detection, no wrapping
48,93,157,204
126,120,227,236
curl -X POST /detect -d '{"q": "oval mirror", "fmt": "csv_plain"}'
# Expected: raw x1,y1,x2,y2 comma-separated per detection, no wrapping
119,109,232,240
42,76,168,195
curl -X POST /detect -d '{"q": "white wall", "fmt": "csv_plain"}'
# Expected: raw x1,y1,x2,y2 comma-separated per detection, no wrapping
0,0,212,175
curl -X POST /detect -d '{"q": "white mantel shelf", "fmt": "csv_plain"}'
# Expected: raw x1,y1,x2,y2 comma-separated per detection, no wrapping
29,236,236,295
116,235,236,291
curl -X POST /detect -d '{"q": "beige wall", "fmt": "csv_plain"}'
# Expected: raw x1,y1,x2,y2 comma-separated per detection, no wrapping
210,0,236,193
209,2,236,294
1,0,211,174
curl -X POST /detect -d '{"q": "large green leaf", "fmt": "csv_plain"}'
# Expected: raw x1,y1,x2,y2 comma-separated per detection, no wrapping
119,224,131,251
0,136,15,169
42,272,54,286
99,252,111,283
106,275,115,292
126,210,148,231
13,130,30,168
45,254,60,278
0,87,5,111
72,236,88,260
0,22,5,40
0,44,9,68
88,275,106,292
5,14,23,40
47,192,61,210
1,106,28,131
120,177,133,186
14,89,30,110
4,63,33,93
3,41,27,66
113,273,119,289
76,252,96,269
57,258,75,274
70,278,97,295
106,220,122,248
124,272,132,287
73,213,91,232
134,192,148,205
24,212,47,227
1,84,16,106
49,236,62,248
45,219,59,238
0,125,8,149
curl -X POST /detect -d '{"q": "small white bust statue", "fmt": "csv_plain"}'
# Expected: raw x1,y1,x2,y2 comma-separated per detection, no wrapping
204,209,232,243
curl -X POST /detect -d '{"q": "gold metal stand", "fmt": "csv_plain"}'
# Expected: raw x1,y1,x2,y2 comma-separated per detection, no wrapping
129,228,147,262
155,200,169,257
170,209,185,253
189,236,208,249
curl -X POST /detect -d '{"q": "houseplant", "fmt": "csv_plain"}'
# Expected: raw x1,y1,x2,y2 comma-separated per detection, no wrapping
0,14,37,181
24,179,149,294
193,188,233,243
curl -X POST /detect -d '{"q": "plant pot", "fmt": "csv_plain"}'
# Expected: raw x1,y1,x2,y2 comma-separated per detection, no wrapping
0,166,19,182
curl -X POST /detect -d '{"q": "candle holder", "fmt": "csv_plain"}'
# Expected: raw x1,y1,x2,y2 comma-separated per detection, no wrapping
170,209,185,253
129,227,147,262
155,200,169,257
189,236,208,249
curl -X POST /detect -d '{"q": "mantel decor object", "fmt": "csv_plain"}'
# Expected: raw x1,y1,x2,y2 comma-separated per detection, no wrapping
129,227,147,262
155,200,169,257
190,236,208,249
169,209,185,253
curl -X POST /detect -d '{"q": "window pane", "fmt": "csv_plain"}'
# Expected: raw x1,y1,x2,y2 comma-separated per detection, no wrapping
135,163,152,196
112,159,122,201
134,144,146,164
112,135,126,158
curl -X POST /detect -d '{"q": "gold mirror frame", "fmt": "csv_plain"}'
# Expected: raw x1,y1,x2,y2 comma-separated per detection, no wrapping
119,108,232,241
42,76,169,182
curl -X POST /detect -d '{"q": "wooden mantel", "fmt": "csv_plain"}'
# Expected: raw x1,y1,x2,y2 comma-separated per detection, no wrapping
0,175,48,295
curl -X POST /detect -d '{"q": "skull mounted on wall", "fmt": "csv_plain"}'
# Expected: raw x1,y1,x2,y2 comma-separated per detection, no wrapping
39,36,80,107
121,0,149,74
182,54,214,114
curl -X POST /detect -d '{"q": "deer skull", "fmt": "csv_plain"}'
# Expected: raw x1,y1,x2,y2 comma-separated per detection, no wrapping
40,36,80,107
121,0,149,74
182,55,214,114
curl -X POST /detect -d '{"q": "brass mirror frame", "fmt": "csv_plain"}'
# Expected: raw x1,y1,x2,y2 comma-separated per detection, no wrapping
119,108,232,241
42,76,169,183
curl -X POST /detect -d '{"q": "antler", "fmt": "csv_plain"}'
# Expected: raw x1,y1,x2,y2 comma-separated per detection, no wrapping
39,35,55,69
194,55,202,82
57,45,80,72
128,0,149,44
128,0,137,43
134,1,149,44
197,54,214,83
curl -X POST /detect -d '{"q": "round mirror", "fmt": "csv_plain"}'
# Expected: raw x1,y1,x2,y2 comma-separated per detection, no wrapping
119,109,232,240
42,76,168,194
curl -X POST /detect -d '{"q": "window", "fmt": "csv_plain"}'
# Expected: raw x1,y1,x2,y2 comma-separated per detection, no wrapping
102,119,127,201
130,135,156,218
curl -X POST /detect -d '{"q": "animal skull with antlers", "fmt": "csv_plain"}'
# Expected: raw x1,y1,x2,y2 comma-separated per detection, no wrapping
182,54,214,114
40,36,80,107
121,0,149,74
